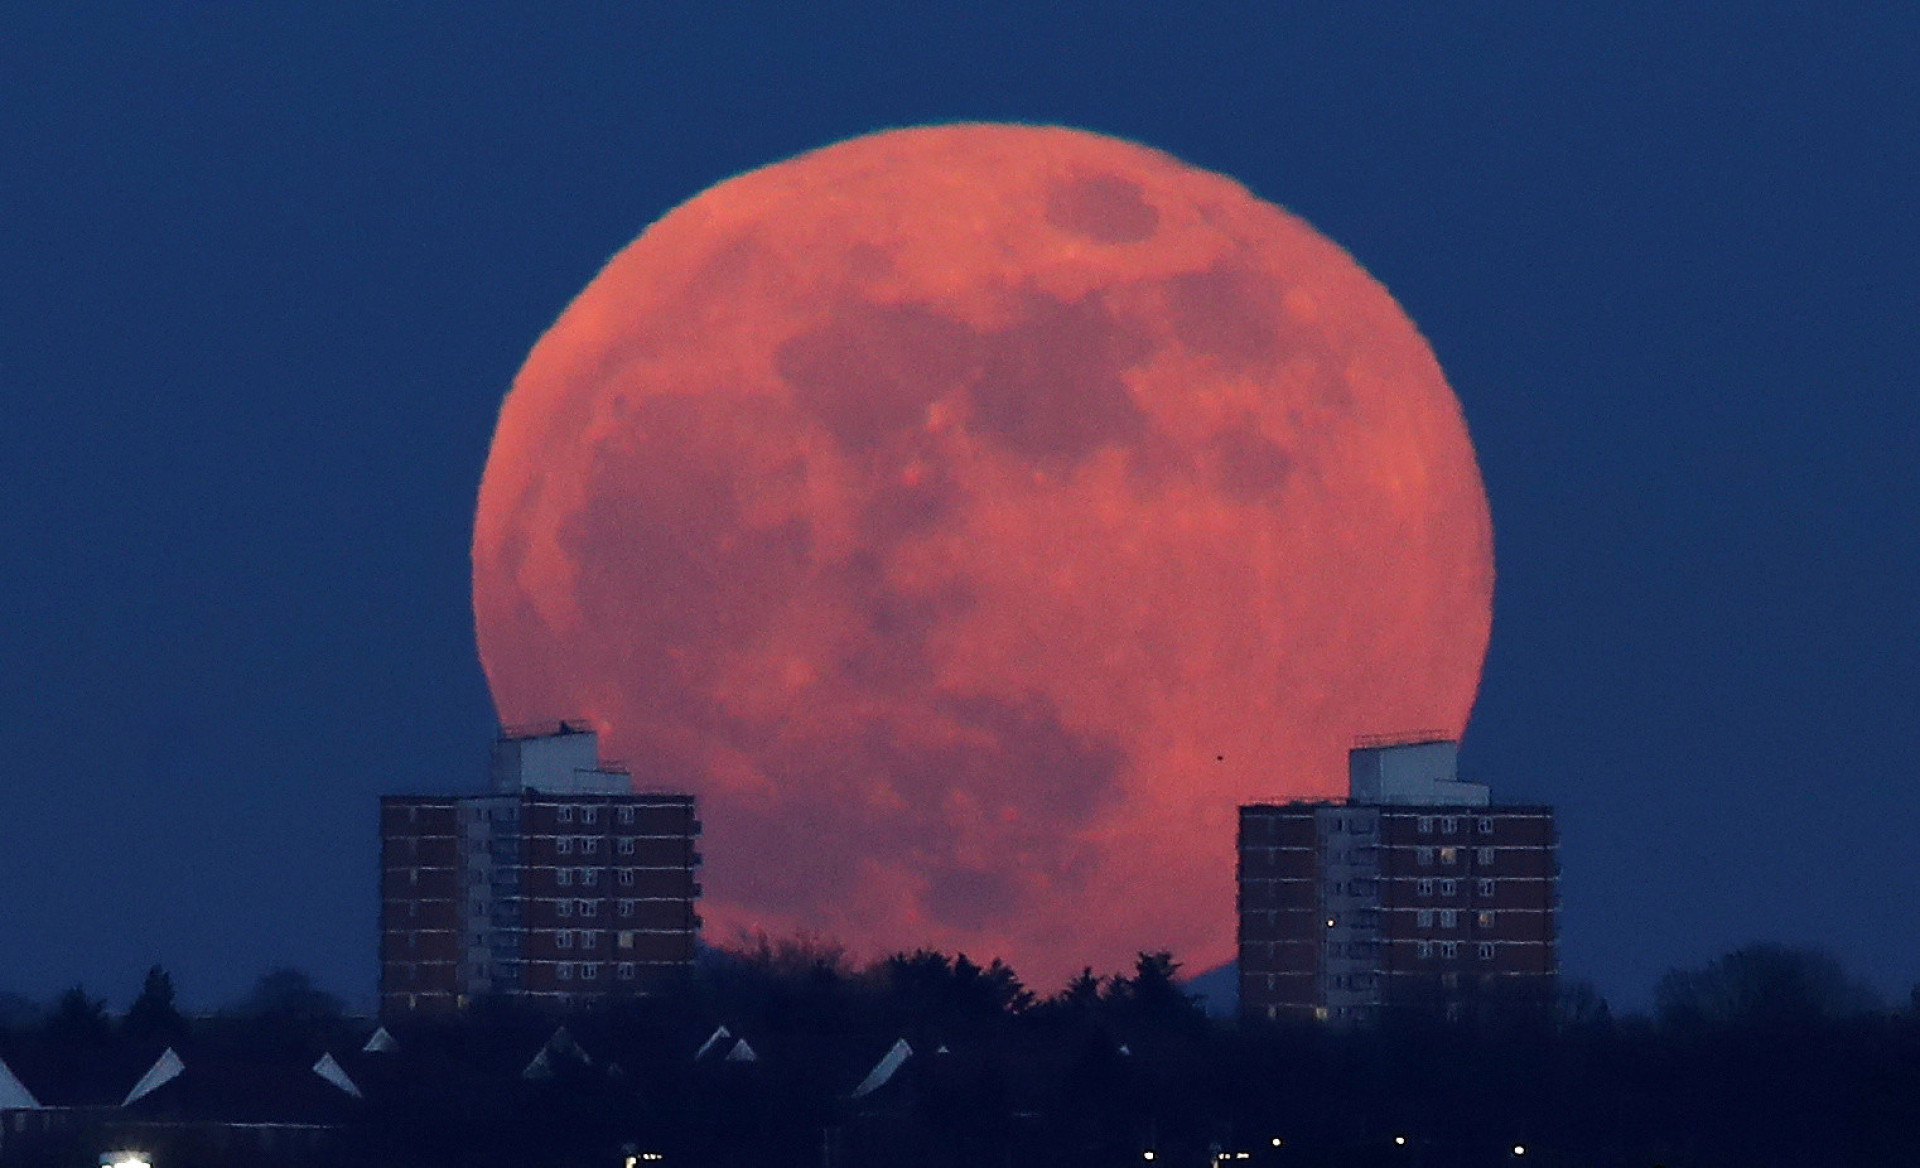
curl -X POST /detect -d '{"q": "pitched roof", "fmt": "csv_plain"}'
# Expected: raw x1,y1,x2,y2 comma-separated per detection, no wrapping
0,1053,41,1110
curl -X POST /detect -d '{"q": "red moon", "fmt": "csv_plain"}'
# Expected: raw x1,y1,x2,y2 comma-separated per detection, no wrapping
473,124,1492,989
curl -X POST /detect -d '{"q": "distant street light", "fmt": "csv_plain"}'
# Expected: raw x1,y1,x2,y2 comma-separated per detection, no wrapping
1393,1135,1408,1147
100,1155,151,1168
1512,1146,1527,1157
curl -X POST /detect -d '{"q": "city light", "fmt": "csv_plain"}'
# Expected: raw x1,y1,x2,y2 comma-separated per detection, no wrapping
1393,1135,1408,1147
100,1155,152,1168
1143,1152,1156,1161
1270,1138,1284,1147
1512,1146,1527,1157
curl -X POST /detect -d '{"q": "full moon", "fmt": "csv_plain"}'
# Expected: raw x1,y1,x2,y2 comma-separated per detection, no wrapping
473,124,1492,989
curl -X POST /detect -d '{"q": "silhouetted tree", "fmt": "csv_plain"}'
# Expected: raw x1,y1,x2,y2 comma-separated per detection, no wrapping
1106,952,1204,1030
122,964,189,1047
238,967,344,1023
44,985,111,1047
1655,943,1879,1029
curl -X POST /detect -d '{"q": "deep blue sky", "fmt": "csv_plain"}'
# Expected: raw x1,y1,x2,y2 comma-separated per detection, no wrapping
2,3,1914,1012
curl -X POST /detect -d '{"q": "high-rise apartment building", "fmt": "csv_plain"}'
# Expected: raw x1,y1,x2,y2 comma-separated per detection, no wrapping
380,723,701,1013
1237,739,1556,1025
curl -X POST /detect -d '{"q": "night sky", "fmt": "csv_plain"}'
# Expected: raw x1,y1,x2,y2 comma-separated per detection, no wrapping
2,3,1914,1012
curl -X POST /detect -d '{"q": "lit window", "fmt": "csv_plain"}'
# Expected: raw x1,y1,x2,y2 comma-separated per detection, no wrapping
1441,817,1457,834
1416,909,1433,928
557,869,573,887
617,962,635,980
1417,817,1433,834
1439,847,1458,865
618,806,635,825
582,807,598,825
1477,818,1494,835
557,931,573,949
1417,878,1434,896
1477,911,1495,928
557,901,572,918
618,838,635,856
558,807,573,824
619,870,635,887
557,837,573,855
1476,847,1495,865
1441,942,1458,959
1416,941,1433,958
1440,879,1457,896
1478,943,1494,960
618,930,636,950
1478,878,1495,897
557,963,572,980
1417,847,1434,866
1440,909,1457,928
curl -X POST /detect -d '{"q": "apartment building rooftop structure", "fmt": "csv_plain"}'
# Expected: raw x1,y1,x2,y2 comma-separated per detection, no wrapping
380,723,702,1014
1237,738,1557,1026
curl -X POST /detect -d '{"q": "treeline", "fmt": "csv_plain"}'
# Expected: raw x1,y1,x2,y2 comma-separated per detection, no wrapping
4,943,1920,1167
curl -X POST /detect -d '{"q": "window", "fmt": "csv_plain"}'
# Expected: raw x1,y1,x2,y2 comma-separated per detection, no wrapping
1416,847,1434,866
618,930,636,950
557,869,573,887
1416,940,1433,958
556,837,573,855
1477,911,1495,928
558,806,573,824
1417,816,1433,834
582,807,598,825
1477,878,1495,897
577,899,594,916
581,931,597,949
618,837,635,856
617,962,635,980
557,963,572,980
618,900,634,917
1416,909,1433,928
1478,817,1494,835
1441,817,1457,834
618,806,635,825
583,837,599,855
1478,943,1495,960
557,901,572,917
1330,819,1345,833
618,870,635,887
1416,878,1434,896
1440,879,1457,896
557,931,573,949
581,962,598,980
1476,847,1495,865
1440,909,1457,928
1439,847,1458,865
1441,941,1458,959
583,868,599,886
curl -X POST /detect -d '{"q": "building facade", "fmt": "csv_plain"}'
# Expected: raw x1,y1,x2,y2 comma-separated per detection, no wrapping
1238,740,1556,1025
380,723,701,1013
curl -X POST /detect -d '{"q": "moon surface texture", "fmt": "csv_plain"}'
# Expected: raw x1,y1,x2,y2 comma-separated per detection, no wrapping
474,124,1492,989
